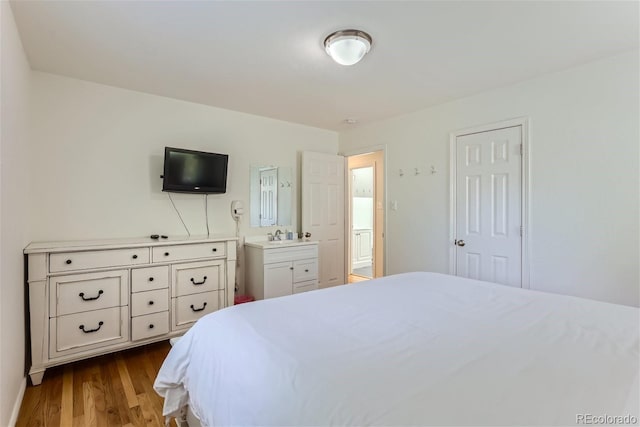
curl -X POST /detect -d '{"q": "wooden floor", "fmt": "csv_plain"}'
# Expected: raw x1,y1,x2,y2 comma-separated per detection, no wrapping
16,341,176,427
348,274,370,283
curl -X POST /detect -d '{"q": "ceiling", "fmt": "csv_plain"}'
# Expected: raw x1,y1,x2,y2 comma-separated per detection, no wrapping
11,1,639,131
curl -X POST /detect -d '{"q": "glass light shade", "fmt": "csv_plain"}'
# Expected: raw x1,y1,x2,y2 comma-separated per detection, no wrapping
324,30,372,66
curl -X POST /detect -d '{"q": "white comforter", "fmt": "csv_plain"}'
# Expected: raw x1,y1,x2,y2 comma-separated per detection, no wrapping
154,272,639,426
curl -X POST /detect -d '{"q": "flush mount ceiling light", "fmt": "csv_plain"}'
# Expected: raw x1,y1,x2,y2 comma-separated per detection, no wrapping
324,29,372,66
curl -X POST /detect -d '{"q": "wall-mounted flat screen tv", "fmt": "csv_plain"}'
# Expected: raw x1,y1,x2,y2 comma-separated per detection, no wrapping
162,147,228,194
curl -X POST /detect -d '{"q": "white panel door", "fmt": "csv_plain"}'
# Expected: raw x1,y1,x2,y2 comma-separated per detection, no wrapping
455,126,522,287
301,152,345,288
260,168,278,226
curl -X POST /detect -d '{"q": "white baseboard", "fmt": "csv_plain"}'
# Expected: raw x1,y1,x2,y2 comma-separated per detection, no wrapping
8,377,26,427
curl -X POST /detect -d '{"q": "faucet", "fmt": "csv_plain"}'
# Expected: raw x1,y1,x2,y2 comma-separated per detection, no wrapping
274,229,283,240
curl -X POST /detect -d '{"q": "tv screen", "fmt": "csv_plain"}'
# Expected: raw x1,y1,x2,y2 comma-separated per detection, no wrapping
162,147,228,194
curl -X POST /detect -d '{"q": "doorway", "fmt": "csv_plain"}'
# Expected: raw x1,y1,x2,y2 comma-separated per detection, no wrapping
347,151,384,283
449,118,530,288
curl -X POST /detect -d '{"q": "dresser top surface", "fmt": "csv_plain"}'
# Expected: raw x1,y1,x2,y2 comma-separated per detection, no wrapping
24,234,238,254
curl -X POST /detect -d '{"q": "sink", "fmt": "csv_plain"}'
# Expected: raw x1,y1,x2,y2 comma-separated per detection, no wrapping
268,240,288,245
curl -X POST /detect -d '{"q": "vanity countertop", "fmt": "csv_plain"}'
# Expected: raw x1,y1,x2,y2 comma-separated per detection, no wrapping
244,239,318,249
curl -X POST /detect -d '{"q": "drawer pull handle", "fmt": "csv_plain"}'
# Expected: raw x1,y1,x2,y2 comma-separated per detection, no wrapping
66,259,72,265
149,324,155,329
132,254,138,259
79,321,104,333
148,277,154,282
190,302,207,312
79,290,103,301
190,276,207,285
212,248,217,252
289,267,294,270
305,269,309,272
164,252,170,256
148,300,154,305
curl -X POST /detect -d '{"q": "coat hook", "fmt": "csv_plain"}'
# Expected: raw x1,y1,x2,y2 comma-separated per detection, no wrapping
414,168,420,175
430,165,437,174
399,169,404,177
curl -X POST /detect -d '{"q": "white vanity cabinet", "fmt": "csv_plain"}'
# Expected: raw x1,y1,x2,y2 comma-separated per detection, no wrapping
24,235,236,385
245,241,319,300
352,228,373,268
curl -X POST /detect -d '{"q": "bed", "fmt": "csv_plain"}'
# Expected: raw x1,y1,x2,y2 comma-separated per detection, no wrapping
154,272,639,426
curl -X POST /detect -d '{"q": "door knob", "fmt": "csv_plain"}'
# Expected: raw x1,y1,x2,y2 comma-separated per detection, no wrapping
455,239,466,247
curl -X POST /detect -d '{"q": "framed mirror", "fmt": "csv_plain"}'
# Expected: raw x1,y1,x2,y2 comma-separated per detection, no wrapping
249,166,293,227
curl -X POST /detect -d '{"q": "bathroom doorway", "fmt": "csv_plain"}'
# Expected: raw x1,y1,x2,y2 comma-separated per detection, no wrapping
347,151,384,283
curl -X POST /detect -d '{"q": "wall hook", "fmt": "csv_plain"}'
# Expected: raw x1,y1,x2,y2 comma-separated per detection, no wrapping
414,168,420,176
399,169,404,177
430,165,437,174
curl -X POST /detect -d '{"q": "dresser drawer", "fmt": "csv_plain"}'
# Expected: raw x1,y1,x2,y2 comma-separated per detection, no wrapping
173,260,224,297
131,265,169,293
51,270,128,316
50,248,150,273
131,311,169,341
173,291,219,329
50,306,129,356
293,259,318,283
152,242,226,263
131,288,169,317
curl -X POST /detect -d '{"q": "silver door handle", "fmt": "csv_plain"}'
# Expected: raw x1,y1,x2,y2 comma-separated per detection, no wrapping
455,239,466,247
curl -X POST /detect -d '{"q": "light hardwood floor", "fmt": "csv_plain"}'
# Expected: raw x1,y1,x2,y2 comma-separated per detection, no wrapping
348,274,370,283
17,341,175,427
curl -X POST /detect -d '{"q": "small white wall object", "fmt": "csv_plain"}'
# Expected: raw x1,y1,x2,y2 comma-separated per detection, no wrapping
231,200,244,220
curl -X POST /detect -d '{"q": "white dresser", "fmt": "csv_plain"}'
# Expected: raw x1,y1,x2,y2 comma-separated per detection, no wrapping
244,240,318,299
24,235,237,385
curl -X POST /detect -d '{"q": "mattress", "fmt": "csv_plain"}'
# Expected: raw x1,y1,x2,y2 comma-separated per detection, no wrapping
154,272,639,426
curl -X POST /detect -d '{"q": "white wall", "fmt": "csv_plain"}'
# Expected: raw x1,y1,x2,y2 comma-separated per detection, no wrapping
0,2,31,425
29,72,338,242
352,198,373,230
340,50,639,307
